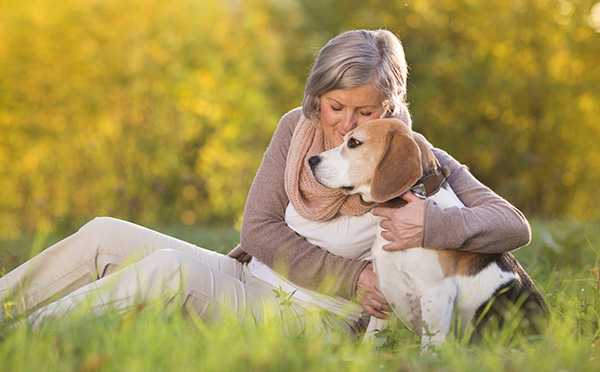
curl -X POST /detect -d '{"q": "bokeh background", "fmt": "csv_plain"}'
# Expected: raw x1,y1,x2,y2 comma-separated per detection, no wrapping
1,0,599,239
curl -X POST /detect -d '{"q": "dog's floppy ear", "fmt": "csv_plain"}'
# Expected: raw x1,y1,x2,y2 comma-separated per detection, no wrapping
412,132,442,175
371,130,423,203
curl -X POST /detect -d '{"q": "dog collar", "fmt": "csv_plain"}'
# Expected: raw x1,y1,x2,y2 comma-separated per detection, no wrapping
376,166,451,209
410,166,451,198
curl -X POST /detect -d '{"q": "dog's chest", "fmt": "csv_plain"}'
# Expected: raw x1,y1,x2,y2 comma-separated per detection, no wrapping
370,185,464,331
371,229,445,332
372,186,462,283
372,229,445,284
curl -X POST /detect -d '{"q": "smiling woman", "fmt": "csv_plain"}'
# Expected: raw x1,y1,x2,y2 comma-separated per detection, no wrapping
301,30,411,127
319,84,385,147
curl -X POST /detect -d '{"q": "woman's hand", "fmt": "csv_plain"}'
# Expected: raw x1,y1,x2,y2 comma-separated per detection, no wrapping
372,192,425,251
356,263,389,319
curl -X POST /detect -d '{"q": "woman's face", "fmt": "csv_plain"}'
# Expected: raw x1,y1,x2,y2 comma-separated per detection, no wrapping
319,84,385,147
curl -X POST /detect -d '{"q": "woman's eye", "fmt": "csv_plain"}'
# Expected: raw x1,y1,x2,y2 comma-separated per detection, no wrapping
347,138,362,148
331,106,342,111
360,111,374,117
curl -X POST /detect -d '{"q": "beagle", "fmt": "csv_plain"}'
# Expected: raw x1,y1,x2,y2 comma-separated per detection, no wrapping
309,118,548,352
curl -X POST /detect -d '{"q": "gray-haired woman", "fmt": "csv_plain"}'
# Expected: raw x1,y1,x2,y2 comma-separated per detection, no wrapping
0,30,530,335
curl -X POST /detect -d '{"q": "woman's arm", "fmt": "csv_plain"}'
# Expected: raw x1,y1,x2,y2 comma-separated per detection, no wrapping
421,147,532,253
238,108,369,300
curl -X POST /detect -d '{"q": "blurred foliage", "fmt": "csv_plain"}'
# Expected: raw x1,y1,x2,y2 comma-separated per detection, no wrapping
0,0,599,238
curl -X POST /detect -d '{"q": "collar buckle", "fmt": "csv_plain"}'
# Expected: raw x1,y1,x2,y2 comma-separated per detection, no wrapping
410,183,427,198
409,165,451,199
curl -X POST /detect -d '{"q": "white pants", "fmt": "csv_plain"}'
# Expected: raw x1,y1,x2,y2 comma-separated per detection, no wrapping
0,217,360,334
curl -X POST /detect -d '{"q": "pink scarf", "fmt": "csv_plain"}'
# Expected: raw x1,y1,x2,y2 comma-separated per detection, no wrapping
284,115,373,221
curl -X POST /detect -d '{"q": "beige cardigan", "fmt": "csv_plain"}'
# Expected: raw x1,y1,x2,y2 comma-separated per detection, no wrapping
230,108,531,301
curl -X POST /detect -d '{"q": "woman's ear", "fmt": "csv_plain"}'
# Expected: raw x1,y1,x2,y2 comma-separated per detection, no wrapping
370,130,423,203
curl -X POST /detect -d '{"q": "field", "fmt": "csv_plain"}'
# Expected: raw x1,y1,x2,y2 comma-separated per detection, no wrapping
0,219,598,371
1,0,598,370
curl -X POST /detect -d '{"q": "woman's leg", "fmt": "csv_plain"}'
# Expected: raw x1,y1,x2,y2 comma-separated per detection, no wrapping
0,217,233,316
27,249,353,335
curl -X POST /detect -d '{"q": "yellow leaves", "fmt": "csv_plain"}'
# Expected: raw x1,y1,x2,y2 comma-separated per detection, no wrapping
450,18,465,33
98,117,118,140
548,50,586,83
588,2,600,32
554,0,575,25
0,0,598,237
578,93,596,113
413,0,431,14
181,211,197,226
406,14,422,29
181,184,199,223
484,105,501,121
182,185,198,200
147,41,169,65
562,171,576,187
196,139,245,218
491,42,512,59
22,150,42,171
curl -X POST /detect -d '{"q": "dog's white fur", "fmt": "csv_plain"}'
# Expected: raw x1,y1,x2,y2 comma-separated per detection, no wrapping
310,119,542,352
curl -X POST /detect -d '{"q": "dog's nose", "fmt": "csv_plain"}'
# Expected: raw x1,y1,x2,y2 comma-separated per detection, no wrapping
308,155,321,169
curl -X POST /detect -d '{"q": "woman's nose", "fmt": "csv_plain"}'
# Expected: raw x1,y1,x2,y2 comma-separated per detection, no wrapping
341,112,357,132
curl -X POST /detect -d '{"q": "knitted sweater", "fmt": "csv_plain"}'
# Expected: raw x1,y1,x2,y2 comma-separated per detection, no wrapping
233,107,531,301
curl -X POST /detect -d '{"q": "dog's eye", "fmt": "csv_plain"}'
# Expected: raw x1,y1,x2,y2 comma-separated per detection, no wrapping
347,138,362,149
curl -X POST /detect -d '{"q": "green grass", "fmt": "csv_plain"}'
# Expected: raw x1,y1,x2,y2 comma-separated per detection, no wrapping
1,218,599,371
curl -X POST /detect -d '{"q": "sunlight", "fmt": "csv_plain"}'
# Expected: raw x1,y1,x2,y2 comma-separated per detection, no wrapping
588,2,600,32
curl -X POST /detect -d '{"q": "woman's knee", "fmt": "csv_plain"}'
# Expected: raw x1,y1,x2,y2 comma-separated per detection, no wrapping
79,217,128,236
76,217,151,270
78,217,149,252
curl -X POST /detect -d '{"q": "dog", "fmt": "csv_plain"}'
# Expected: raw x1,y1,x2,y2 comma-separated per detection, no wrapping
309,118,548,352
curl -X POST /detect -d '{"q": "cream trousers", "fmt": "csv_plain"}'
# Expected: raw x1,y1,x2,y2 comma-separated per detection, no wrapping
0,217,359,334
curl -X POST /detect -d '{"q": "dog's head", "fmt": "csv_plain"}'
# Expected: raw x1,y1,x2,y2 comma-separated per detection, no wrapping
309,118,444,204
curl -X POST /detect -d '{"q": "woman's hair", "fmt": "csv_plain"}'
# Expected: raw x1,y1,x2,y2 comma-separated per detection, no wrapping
302,29,411,127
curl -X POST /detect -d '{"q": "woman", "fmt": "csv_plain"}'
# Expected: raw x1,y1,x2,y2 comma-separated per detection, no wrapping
0,30,530,335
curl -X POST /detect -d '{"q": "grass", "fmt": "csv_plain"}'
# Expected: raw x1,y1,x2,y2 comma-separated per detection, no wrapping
0,218,599,371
